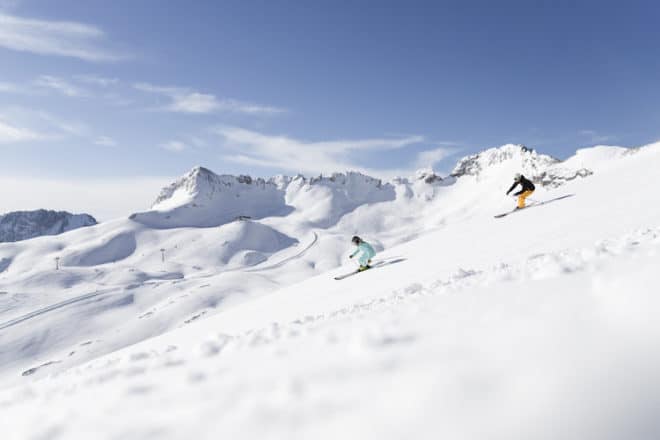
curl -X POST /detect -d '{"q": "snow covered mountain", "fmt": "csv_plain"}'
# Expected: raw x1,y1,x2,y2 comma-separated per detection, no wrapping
283,172,395,227
129,167,394,229
3,141,660,440
0,209,97,243
129,166,289,228
451,143,594,187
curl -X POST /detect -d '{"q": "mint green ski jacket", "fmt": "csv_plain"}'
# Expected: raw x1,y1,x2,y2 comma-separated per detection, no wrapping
350,242,376,260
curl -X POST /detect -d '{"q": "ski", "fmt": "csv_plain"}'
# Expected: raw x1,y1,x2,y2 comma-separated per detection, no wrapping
494,195,575,219
333,269,364,280
495,201,547,218
494,207,527,218
333,261,385,280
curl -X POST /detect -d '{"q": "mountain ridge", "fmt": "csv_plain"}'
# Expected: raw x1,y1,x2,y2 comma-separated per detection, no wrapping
0,209,97,243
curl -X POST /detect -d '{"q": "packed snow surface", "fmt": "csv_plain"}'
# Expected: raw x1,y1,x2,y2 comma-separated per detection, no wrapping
2,143,660,439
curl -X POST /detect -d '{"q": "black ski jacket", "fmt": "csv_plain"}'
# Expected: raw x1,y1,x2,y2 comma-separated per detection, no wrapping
507,176,535,196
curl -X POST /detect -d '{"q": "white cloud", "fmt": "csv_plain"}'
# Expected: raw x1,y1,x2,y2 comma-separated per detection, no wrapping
34,75,87,97
1,75,91,97
215,99,287,115
0,81,21,93
170,92,219,113
94,136,117,147
134,82,286,115
579,130,615,144
0,107,91,142
0,13,126,62
74,74,119,87
34,111,89,136
415,146,458,169
161,140,188,152
0,118,45,143
213,126,424,176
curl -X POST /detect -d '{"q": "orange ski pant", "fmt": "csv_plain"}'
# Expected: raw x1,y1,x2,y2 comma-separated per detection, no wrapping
518,190,534,209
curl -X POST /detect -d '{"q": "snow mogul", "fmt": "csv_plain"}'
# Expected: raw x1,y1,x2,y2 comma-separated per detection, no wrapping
506,173,535,209
349,236,376,272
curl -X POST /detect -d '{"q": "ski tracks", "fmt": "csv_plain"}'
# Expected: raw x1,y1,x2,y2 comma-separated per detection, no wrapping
245,231,318,272
0,232,319,331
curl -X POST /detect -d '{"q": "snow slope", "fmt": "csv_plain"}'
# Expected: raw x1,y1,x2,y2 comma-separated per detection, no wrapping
2,142,660,439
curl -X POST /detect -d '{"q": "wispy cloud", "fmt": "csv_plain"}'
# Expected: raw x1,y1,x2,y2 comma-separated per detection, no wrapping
0,76,87,97
33,75,87,97
36,111,89,137
0,81,21,93
0,118,45,143
213,126,424,176
579,130,615,144
74,74,120,87
216,99,287,115
415,146,459,170
134,82,286,115
0,13,126,62
161,140,188,152
0,107,91,142
94,136,117,147
1,74,133,107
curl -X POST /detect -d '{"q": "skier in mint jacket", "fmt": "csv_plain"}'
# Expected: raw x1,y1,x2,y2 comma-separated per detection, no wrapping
349,236,376,271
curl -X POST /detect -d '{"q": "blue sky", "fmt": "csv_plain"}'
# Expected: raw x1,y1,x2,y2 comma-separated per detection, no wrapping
1,0,659,218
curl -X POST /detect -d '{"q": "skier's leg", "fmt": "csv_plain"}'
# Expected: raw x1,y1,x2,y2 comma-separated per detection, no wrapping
518,190,533,209
358,255,369,269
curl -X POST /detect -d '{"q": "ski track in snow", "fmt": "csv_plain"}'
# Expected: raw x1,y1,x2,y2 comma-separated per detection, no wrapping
0,232,318,332
244,232,318,272
0,288,117,331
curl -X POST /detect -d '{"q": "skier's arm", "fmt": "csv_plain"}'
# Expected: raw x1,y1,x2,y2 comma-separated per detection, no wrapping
349,248,360,258
506,182,518,195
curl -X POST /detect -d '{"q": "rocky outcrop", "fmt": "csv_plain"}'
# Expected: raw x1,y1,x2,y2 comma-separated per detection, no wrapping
0,210,97,243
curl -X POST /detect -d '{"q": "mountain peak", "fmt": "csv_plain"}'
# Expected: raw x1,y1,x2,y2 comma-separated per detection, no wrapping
152,167,274,209
451,144,560,178
414,168,444,184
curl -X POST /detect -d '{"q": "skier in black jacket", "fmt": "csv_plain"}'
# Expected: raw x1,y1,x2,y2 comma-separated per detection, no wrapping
506,173,535,209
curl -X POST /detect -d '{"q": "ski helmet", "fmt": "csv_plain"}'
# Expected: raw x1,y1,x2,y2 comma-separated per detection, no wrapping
351,236,361,244
514,173,522,181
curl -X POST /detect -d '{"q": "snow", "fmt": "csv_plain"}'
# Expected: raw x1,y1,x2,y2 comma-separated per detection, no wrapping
2,142,660,439
130,166,291,228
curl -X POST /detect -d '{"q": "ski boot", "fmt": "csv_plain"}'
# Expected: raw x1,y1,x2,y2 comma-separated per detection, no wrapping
358,261,372,272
